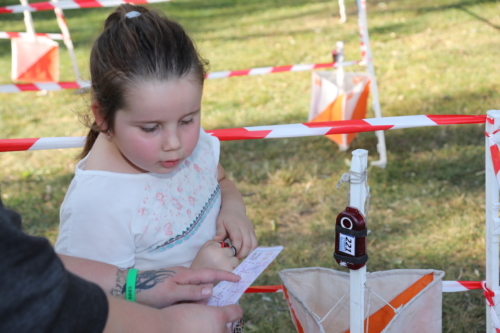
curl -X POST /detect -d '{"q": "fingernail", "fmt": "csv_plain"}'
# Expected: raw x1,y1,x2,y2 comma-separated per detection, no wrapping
202,287,212,296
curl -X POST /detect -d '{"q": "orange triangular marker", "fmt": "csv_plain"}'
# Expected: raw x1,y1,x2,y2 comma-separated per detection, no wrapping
283,285,306,333
309,72,371,150
346,80,370,145
311,93,345,146
12,37,59,82
17,46,58,82
345,273,434,333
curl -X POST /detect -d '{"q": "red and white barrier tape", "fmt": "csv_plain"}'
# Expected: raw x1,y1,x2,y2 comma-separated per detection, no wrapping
0,0,172,14
205,115,486,141
0,32,63,40
485,127,500,188
0,61,359,93
245,281,488,293
482,281,500,332
246,281,488,293
442,280,483,292
0,115,487,152
205,61,357,79
0,81,90,93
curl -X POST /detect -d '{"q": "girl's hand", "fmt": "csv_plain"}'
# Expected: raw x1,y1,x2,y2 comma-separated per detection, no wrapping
213,207,258,259
190,240,239,272
216,163,258,259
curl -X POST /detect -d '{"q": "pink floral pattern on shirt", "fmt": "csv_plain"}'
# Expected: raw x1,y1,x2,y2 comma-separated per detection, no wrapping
136,134,220,252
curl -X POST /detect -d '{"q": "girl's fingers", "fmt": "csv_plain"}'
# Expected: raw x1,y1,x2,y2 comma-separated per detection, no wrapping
223,248,235,257
238,233,252,259
238,224,257,259
227,225,243,255
228,256,240,270
217,252,239,271
214,221,227,241
251,232,258,253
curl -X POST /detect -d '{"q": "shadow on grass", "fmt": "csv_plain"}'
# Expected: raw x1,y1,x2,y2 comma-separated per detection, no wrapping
171,0,339,39
413,0,500,31
0,172,74,241
0,0,333,60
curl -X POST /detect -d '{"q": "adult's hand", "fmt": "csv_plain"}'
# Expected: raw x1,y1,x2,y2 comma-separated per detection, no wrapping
59,255,241,308
132,266,241,308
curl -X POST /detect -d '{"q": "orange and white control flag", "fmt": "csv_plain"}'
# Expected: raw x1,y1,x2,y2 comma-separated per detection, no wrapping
309,71,370,150
11,36,59,82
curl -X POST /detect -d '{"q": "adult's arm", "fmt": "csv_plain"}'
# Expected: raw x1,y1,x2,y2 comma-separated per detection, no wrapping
103,296,242,333
58,254,241,308
0,203,108,333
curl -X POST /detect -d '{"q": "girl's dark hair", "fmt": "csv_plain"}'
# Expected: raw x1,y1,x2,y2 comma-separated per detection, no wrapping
79,4,208,159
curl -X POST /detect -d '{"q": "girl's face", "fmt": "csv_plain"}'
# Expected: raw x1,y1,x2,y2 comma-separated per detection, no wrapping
110,77,202,174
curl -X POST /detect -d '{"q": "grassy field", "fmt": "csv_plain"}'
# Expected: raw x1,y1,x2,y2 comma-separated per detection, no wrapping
1,0,499,331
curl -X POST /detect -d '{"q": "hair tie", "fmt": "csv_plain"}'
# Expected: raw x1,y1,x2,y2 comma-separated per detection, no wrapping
125,11,141,19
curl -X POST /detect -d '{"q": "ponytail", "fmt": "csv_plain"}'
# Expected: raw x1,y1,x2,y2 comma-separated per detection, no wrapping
78,123,100,160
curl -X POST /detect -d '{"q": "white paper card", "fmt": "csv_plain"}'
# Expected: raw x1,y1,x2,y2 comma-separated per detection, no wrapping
339,233,355,255
208,246,283,307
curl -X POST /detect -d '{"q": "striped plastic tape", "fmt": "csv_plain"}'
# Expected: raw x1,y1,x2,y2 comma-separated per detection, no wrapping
0,61,359,93
0,115,487,152
0,0,172,14
486,120,500,188
0,32,63,40
0,81,90,93
245,281,485,293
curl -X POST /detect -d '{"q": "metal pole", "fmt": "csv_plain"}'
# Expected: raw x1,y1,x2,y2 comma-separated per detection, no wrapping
349,149,368,333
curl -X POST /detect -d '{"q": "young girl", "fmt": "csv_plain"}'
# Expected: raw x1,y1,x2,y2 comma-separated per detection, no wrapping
55,4,257,277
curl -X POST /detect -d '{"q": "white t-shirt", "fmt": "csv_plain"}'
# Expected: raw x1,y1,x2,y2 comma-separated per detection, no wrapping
55,128,221,270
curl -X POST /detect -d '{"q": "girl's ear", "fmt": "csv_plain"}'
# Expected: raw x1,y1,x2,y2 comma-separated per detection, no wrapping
91,101,106,130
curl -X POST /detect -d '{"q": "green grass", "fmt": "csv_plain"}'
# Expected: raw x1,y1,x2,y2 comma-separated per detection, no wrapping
1,0,499,331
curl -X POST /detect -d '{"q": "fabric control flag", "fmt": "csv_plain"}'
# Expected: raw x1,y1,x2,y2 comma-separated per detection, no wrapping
11,36,59,82
280,268,444,333
309,71,370,150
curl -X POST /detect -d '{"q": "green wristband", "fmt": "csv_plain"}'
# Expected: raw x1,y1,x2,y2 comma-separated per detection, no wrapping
125,269,138,302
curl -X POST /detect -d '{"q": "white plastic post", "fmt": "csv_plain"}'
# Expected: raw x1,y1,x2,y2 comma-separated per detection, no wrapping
335,41,345,91
338,0,347,23
335,41,349,151
20,0,36,37
52,1,81,81
356,0,387,168
486,110,500,333
349,149,369,333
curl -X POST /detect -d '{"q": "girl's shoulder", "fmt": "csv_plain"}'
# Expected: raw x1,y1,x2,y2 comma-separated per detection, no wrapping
75,153,155,179
69,164,150,199
198,127,220,164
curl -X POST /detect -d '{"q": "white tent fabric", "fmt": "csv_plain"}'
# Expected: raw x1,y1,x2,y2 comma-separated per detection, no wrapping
279,268,444,333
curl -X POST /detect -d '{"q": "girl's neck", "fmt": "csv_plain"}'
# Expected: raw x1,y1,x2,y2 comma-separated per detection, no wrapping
84,133,146,174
